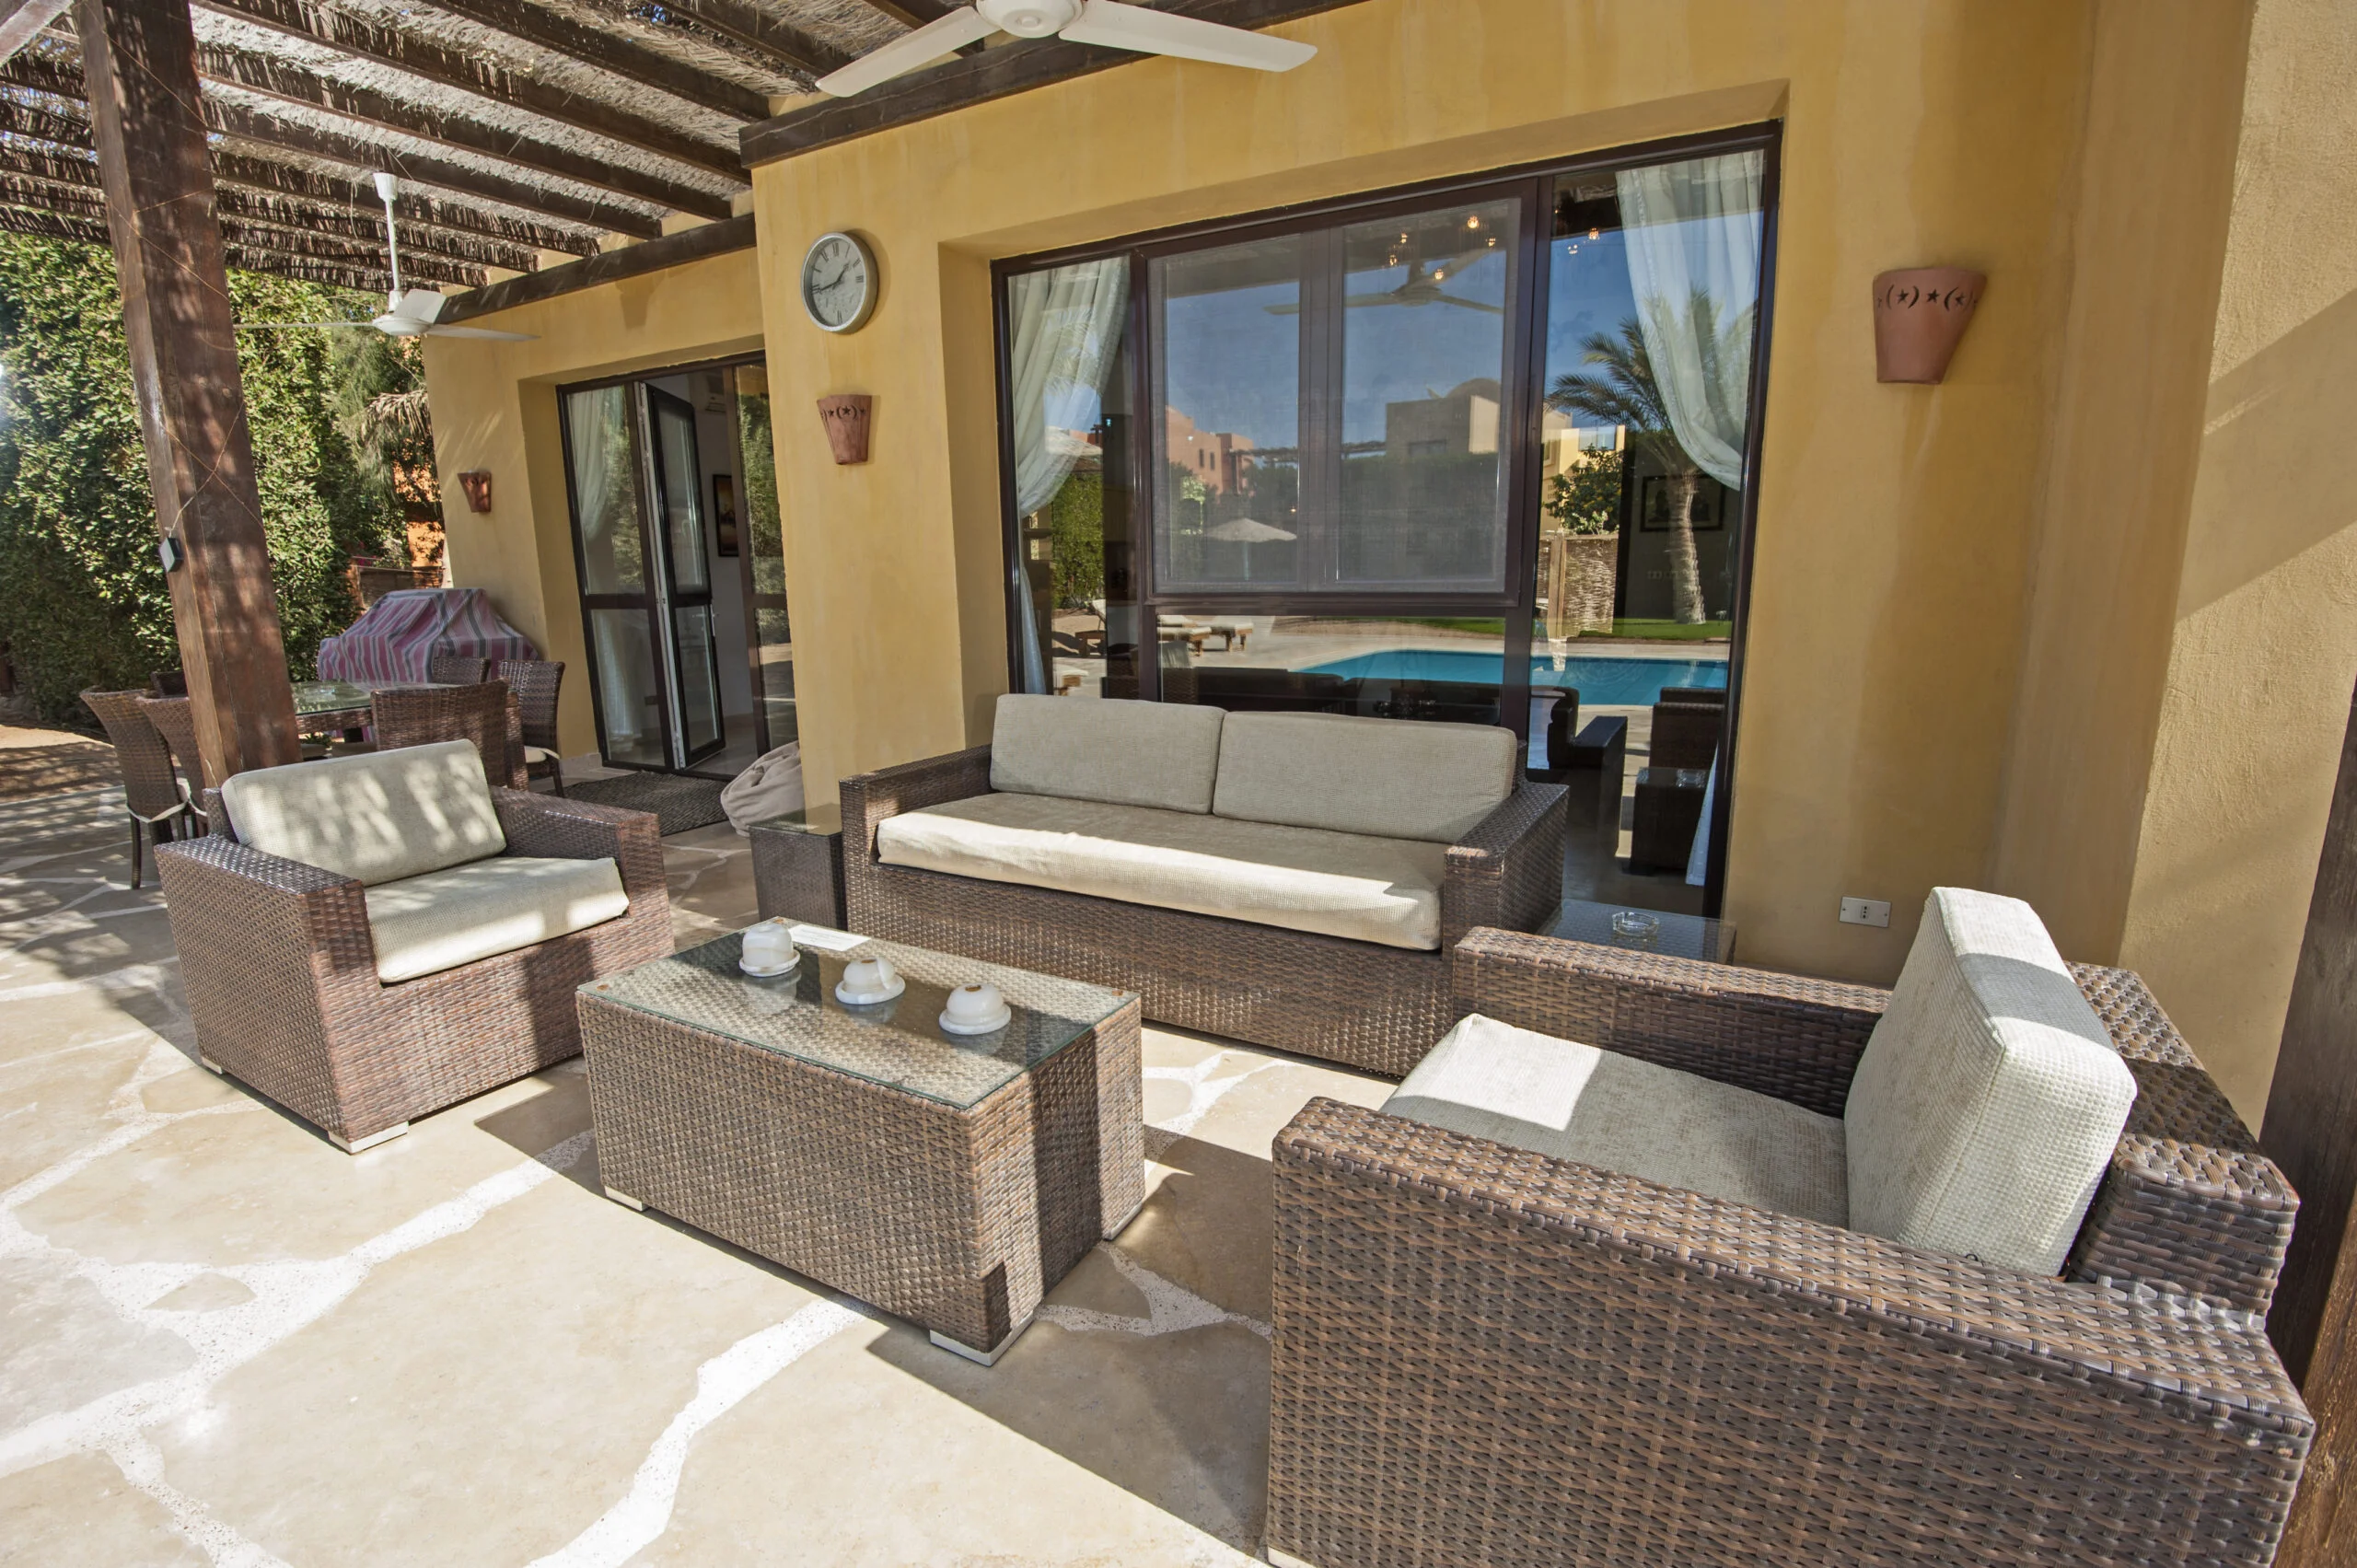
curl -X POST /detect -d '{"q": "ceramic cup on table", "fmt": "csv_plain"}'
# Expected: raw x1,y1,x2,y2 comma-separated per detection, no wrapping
738,920,798,977
938,981,1012,1036
836,954,905,1005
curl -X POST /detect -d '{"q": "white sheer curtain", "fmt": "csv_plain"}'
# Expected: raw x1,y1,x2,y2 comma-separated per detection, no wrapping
1615,150,1764,490
565,387,648,746
1005,258,1128,693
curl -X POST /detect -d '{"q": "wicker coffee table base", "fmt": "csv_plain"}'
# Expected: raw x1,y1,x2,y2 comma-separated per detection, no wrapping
579,991,1145,1360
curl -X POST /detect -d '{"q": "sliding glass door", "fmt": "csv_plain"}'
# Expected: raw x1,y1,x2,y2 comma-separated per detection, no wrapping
560,354,784,777
994,127,1778,917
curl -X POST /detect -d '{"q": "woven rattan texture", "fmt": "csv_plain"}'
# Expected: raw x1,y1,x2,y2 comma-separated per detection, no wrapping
496,659,566,793
1266,1096,2309,1568
80,689,190,822
839,748,1566,1077
157,789,670,1145
372,682,527,788
1451,931,2296,1314
580,986,1143,1350
750,819,846,927
135,694,210,817
425,653,490,686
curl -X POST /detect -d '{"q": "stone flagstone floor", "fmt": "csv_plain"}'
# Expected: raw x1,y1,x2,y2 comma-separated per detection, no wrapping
0,785,1393,1565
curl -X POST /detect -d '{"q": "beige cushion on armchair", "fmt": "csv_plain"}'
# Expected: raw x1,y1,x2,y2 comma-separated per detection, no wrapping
221,740,505,886
1844,888,2136,1275
364,855,629,982
1213,712,1518,843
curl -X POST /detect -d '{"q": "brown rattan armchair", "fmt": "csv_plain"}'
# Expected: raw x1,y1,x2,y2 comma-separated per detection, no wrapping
840,747,1566,1076
374,680,526,787
155,784,672,1152
79,689,196,888
1265,929,2309,1568
495,658,566,796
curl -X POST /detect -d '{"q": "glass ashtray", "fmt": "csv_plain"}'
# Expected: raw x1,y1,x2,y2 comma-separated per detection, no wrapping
1608,910,1661,950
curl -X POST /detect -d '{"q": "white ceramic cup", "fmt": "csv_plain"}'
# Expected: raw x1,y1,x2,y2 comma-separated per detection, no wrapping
943,982,1004,1026
841,955,899,997
741,923,795,970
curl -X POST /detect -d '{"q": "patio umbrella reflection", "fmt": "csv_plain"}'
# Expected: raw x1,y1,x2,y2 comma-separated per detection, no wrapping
1205,516,1296,582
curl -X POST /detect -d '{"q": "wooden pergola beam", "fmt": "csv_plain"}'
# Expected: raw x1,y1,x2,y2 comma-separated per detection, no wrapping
0,0,71,63
209,151,597,255
202,94,668,236
191,0,742,180
641,0,850,78
741,0,1360,166
420,0,771,122
75,0,297,779
854,0,958,28
441,211,754,322
192,41,738,215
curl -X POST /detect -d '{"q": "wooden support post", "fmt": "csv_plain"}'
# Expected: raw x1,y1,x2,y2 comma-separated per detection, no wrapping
2265,669,2357,1565
75,0,296,781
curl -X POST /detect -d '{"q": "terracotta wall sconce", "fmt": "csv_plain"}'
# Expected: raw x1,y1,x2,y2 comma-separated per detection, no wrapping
458,470,493,513
818,394,872,465
1873,268,1985,384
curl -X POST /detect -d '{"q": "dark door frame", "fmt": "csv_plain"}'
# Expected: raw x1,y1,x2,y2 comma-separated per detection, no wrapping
643,382,727,768
990,121,1783,919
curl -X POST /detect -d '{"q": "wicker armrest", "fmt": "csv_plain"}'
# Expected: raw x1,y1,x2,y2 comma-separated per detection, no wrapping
1452,926,1887,1117
1271,1098,2309,1565
837,746,994,859
1440,783,1568,950
153,833,376,978
492,788,667,901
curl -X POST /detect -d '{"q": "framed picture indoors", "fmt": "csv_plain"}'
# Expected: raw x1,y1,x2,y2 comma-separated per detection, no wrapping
1639,474,1724,532
713,473,740,556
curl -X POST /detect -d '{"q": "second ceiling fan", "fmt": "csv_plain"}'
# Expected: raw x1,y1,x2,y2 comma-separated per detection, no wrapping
817,0,1316,98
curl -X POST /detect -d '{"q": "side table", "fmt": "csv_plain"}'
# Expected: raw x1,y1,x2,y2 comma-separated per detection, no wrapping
750,804,846,927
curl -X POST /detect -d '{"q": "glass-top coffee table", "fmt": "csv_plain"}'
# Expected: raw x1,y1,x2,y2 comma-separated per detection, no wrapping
577,925,1144,1365
1542,898,1736,964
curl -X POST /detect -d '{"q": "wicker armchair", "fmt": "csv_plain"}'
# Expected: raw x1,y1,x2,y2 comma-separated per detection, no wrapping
840,747,1566,1076
373,680,526,787
1265,929,2309,1568
79,689,196,888
156,785,672,1152
495,658,566,795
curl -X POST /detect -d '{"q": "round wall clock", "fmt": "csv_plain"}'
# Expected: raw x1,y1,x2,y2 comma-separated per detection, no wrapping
801,231,878,333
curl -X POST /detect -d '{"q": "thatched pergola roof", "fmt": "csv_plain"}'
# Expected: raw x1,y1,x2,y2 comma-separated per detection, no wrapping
0,0,955,295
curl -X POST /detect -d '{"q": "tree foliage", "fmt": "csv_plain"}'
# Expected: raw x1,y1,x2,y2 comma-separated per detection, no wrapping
0,236,417,721
1543,445,1623,535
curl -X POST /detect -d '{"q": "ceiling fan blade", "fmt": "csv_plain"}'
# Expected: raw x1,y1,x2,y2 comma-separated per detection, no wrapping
1060,0,1315,71
387,287,448,324
424,325,539,342
235,321,369,330
817,6,1000,96
1429,294,1506,315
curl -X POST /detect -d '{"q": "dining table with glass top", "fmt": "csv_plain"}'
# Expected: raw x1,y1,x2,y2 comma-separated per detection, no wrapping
289,679,447,738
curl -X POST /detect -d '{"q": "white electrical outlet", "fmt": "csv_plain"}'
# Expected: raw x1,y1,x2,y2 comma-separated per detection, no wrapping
1840,897,1892,928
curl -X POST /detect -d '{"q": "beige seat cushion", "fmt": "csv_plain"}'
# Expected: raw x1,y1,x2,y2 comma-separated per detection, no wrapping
223,740,505,887
523,746,558,765
990,694,1226,814
1213,712,1518,843
364,855,629,983
1844,888,2136,1275
877,792,1446,949
1387,1014,1848,1226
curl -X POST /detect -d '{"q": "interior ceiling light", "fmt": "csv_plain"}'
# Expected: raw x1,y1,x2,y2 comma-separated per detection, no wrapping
817,0,1316,97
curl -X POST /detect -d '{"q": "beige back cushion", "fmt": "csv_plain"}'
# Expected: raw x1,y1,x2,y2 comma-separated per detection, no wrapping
1213,712,1519,842
222,740,506,887
1844,888,2137,1275
989,694,1226,814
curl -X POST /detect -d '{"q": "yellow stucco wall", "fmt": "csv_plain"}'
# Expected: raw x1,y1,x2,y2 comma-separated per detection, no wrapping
748,0,2110,985
418,247,766,757
2116,0,2357,1127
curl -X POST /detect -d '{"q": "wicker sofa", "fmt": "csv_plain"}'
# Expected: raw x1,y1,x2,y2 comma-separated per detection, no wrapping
1266,903,2309,1568
156,741,672,1152
840,696,1566,1075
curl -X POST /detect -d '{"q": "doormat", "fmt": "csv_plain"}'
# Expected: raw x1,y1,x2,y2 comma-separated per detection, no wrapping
564,772,729,836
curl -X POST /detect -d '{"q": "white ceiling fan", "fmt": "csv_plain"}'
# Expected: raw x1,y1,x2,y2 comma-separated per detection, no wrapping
239,173,537,343
816,0,1315,98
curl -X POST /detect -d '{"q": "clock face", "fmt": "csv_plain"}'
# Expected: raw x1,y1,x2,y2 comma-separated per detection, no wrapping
801,232,875,332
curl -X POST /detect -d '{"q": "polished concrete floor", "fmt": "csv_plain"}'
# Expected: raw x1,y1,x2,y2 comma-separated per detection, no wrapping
0,786,1391,1565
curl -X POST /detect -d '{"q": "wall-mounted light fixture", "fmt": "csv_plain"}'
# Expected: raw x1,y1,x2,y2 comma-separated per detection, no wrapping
1874,268,1984,384
459,470,493,513
818,394,873,465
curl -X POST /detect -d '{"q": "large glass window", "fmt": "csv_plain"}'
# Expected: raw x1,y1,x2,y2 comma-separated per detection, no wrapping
998,133,1775,917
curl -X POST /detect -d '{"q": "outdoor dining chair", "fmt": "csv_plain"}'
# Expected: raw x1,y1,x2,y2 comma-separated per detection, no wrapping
494,658,566,796
135,694,211,838
425,652,490,685
78,689,196,889
372,681,526,787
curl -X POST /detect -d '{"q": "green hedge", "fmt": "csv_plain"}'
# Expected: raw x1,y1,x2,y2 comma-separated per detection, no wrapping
0,236,416,723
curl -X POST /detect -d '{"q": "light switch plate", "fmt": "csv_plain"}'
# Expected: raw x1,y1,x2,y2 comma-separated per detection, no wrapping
1840,897,1892,928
